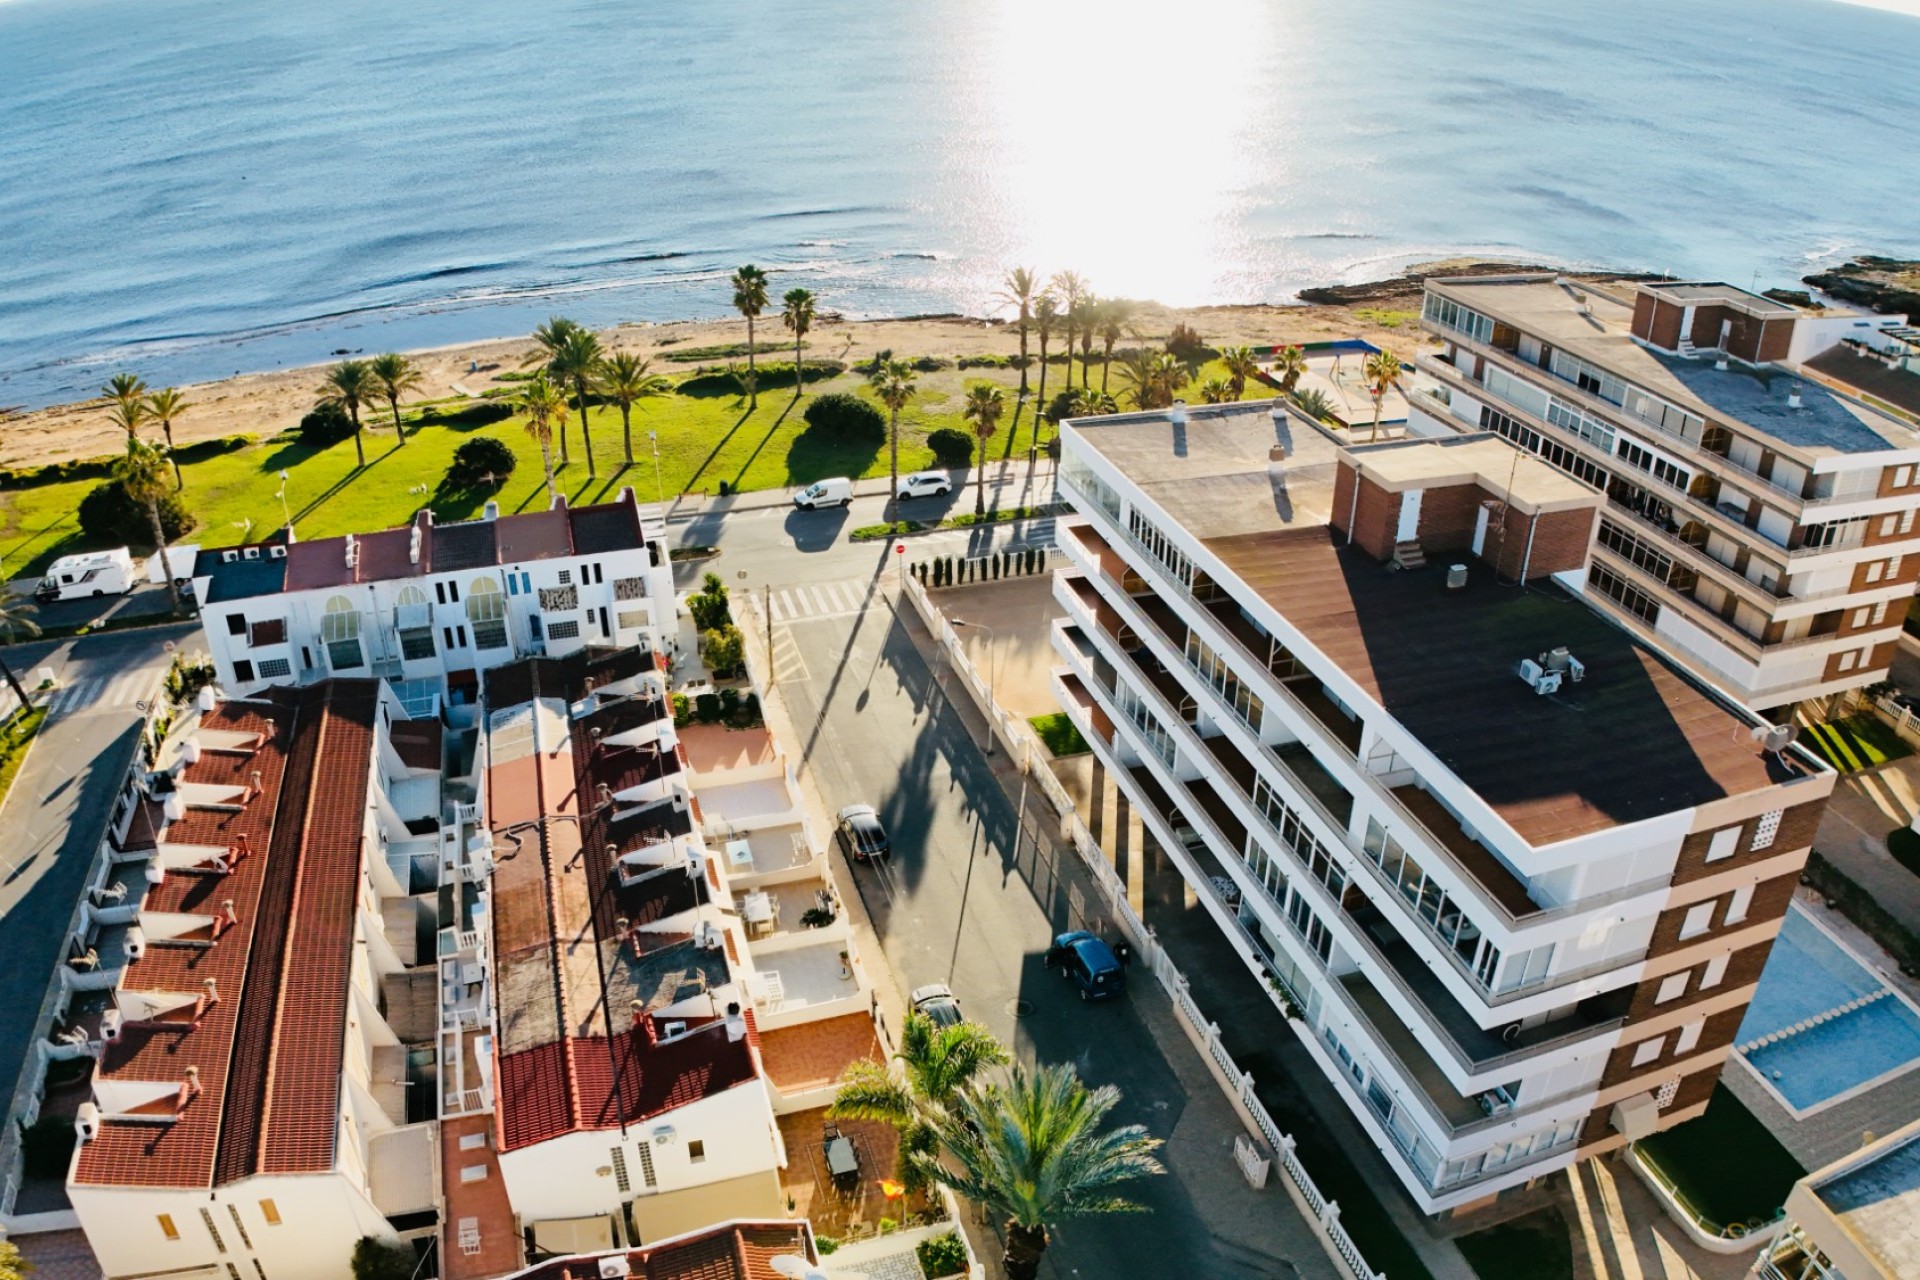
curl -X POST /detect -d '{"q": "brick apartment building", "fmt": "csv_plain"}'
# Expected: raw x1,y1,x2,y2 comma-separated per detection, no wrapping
1048,399,1835,1213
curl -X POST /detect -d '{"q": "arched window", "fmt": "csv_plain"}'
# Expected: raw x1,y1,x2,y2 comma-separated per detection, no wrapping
393,586,434,661
467,577,508,649
320,595,363,670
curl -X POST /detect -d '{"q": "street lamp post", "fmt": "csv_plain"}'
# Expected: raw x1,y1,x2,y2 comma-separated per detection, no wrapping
276,470,297,543
648,431,665,509
951,617,997,754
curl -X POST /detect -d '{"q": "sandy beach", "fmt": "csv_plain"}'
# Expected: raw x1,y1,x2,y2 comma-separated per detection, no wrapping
0,296,1447,471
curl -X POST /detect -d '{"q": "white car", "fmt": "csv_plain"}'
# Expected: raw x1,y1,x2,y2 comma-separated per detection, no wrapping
895,470,953,500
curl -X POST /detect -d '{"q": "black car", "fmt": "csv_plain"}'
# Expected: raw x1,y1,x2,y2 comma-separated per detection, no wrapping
1044,930,1127,1001
835,803,891,863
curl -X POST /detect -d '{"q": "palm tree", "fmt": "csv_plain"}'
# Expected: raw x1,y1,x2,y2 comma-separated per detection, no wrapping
546,327,605,477
516,374,569,504
782,288,816,401
144,387,191,489
0,592,42,709
1032,293,1060,455
1198,377,1233,404
962,383,1006,515
1077,298,1098,389
529,317,585,465
997,267,1039,398
829,1009,1009,1197
1364,347,1405,443
1219,345,1257,400
935,1064,1165,1280
318,359,377,468
1050,271,1088,394
731,265,770,409
116,439,182,617
867,353,917,498
1097,300,1131,396
102,373,149,441
595,353,671,467
1292,387,1336,423
369,353,425,446
1273,343,1308,394
1119,350,1189,411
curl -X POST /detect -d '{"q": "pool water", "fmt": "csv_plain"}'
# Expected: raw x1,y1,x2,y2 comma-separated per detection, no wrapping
1735,905,1920,1114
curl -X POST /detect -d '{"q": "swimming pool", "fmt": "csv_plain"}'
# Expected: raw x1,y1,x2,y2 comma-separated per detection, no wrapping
1735,906,1920,1115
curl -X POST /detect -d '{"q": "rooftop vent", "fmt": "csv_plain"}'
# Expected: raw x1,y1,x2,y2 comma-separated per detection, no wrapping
268,545,287,559
1542,647,1586,681
221,550,239,564
1715,357,1730,372
242,546,260,560
483,499,500,521
408,526,422,566
1169,400,1188,427
1269,443,1288,464
1787,385,1804,409
344,534,358,568
1447,564,1468,590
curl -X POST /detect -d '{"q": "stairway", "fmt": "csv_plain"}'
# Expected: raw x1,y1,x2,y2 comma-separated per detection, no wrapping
1393,541,1426,571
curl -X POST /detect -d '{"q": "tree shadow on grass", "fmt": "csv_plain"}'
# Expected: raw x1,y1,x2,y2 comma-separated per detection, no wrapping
681,405,761,496
783,425,881,488
288,439,405,525
727,398,802,492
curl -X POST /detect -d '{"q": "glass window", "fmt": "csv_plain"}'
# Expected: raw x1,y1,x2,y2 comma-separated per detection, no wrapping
467,577,508,649
320,596,363,670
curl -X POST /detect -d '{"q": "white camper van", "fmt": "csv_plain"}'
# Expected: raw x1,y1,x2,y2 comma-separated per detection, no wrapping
37,548,137,601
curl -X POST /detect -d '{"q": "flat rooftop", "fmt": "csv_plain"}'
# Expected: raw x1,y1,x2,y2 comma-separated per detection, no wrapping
1067,400,1343,540
1427,276,1915,457
1814,1127,1920,1279
1205,528,1810,842
1348,434,1598,514
1639,280,1802,317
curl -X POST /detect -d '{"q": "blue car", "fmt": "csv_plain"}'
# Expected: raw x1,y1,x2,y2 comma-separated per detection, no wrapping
1044,931,1127,1002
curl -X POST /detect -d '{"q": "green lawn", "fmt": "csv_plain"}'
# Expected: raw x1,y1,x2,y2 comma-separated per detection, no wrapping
0,706,49,813
1635,1084,1803,1233
1456,1208,1573,1280
0,347,1282,579
1801,714,1913,773
1027,712,1090,758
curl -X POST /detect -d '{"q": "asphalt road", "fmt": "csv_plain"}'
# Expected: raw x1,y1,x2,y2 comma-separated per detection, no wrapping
772,601,1304,1279
0,623,194,1131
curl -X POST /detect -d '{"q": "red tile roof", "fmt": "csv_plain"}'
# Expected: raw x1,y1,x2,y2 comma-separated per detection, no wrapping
504,1221,811,1280
73,682,378,1190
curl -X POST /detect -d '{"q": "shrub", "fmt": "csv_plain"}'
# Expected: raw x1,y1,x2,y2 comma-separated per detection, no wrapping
687,572,732,632
298,402,358,446
351,1239,416,1280
694,692,722,724
802,392,886,440
677,359,844,395
416,400,514,427
916,1231,969,1279
170,434,257,465
163,653,216,706
703,626,745,678
718,688,740,720
1166,322,1207,360
815,1237,840,1257
443,437,518,491
925,428,974,467
957,353,1021,369
911,355,953,373
671,692,691,728
78,481,193,548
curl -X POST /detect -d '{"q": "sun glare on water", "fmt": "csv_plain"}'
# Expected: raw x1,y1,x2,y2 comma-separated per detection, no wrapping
947,0,1281,309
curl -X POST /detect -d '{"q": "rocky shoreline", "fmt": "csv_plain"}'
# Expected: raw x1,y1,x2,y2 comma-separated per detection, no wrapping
1296,259,1666,307
1801,256,1920,319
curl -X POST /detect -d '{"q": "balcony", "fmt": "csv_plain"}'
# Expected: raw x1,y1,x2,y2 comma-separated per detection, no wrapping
1389,787,1540,920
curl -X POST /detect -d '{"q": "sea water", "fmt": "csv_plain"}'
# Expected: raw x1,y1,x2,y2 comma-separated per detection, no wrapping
2,0,1916,407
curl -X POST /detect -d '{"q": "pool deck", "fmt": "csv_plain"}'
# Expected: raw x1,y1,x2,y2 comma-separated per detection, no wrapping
1725,890,1920,1172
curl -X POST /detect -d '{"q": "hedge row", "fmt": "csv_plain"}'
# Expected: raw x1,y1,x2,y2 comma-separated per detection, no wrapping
0,433,256,491
676,360,846,395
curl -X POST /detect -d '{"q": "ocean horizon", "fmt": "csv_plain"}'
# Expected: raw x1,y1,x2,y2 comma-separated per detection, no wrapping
3,0,1917,410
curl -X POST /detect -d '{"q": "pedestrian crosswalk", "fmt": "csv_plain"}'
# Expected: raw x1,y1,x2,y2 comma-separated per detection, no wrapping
767,579,877,623
45,670,160,718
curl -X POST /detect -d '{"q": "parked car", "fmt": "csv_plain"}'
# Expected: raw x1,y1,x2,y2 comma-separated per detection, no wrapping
1044,930,1127,1001
910,983,963,1027
793,476,854,509
895,470,952,501
835,803,891,863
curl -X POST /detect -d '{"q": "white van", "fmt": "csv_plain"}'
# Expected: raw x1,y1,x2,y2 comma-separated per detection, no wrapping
37,548,137,600
146,544,200,586
792,477,854,510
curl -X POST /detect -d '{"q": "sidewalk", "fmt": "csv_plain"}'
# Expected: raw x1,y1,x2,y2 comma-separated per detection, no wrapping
664,456,1059,522
1813,755,1920,951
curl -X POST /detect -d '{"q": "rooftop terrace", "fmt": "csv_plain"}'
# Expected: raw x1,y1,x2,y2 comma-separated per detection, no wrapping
1813,1125,1920,1279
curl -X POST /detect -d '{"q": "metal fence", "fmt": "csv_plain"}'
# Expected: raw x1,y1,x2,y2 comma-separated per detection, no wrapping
901,570,1386,1280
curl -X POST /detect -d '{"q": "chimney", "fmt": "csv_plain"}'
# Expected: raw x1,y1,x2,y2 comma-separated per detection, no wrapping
725,1001,747,1042
202,976,220,1008
216,899,238,937
408,525,421,566
1788,385,1804,409
482,500,500,521
344,534,357,568
177,1065,202,1110
1168,400,1188,427
630,999,646,1030
550,492,569,512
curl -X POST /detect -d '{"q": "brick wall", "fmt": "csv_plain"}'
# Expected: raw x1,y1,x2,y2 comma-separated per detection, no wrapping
1822,637,1901,683
1647,870,1798,958
1633,295,1684,350
1414,483,1485,555
1670,798,1824,888
1333,463,1402,562
1488,505,1595,582
1846,552,1920,593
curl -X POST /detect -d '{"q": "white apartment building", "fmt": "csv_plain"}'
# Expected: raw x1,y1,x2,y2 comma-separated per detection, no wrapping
1409,275,1920,710
191,489,675,703
1048,399,1835,1214
1750,1117,1920,1280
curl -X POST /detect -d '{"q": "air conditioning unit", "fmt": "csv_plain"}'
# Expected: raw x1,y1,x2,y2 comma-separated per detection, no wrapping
221,551,240,564
1764,724,1797,753
243,547,261,560
662,1021,686,1040
651,1124,676,1146
597,1257,631,1279
268,546,287,560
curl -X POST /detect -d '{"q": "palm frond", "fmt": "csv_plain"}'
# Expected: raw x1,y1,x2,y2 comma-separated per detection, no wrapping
827,1060,915,1129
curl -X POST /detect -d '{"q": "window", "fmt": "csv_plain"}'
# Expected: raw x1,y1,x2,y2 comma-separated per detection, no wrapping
1892,556,1904,577
200,1208,227,1253
1802,516,1869,551
1589,562,1661,625
1125,507,1194,587
1752,809,1782,851
1839,649,1861,673
226,613,247,636
558,569,573,585
1656,973,1689,1004
400,629,435,661
688,1139,706,1164
547,619,581,640
258,658,291,679
1873,600,1890,626
1701,953,1730,989
460,1165,488,1184
1867,560,1886,584
1481,406,1610,489
1598,519,1678,584
1061,449,1123,521
443,627,459,650
158,1214,180,1241
1725,884,1754,925
1613,436,1690,492
435,582,446,605
1678,902,1715,940
1882,515,1900,537
610,1147,631,1193
1422,293,1495,344
1631,1036,1666,1068
1896,466,1914,488
320,596,363,670
226,1206,253,1250
467,577,508,649
1674,1019,1704,1055
1705,827,1741,863
636,1141,657,1187
233,660,255,684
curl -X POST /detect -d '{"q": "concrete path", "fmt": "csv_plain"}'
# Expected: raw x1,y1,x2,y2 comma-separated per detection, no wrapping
1813,753,1920,942
1555,1156,1751,1280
